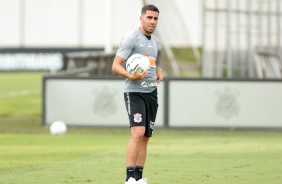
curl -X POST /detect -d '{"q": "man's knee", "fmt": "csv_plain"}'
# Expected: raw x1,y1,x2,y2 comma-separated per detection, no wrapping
131,126,145,139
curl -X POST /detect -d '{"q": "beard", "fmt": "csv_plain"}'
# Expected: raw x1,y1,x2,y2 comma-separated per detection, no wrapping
144,26,155,34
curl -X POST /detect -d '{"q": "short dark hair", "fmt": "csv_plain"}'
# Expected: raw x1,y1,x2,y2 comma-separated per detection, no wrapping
141,4,159,15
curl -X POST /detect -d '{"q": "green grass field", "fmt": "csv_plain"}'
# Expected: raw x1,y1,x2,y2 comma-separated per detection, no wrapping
1,72,282,184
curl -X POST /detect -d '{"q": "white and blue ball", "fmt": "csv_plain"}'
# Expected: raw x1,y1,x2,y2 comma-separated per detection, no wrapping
126,54,151,74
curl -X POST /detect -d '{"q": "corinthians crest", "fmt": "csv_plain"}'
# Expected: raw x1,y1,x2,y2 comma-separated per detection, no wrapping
215,88,240,119
92,87,117,117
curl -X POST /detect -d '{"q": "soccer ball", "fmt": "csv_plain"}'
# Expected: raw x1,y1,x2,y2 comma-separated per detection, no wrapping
126,54,151,74
50,121,67,135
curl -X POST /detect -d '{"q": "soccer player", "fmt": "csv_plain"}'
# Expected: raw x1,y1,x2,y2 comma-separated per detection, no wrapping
112,4,163,184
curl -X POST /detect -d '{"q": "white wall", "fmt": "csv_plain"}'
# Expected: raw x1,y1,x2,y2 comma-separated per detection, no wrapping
175,0,202,46
169,80,282,128
44,77,282,129
0,0,202,48
24,0,80,47
0,0,21,46
45,79,165,127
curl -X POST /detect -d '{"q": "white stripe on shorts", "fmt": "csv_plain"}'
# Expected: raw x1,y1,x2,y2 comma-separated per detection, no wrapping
126,92,131,115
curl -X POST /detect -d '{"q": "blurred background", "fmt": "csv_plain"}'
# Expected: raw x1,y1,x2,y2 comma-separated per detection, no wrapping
0,0,282,131
0,0,202,76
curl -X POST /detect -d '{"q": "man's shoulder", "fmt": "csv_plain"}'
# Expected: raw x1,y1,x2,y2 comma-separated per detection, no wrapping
123,28,140,39
151,35,159,42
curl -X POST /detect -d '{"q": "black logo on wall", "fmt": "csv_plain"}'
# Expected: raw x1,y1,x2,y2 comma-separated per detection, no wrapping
92,87,117,117
215,88,240,119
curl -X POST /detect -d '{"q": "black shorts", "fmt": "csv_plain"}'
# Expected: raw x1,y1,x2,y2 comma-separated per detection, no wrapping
124,88,159,137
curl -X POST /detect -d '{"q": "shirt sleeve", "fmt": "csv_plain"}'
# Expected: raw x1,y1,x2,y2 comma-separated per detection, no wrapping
116,35,135,60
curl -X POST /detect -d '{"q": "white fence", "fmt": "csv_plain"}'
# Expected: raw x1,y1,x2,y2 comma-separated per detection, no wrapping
43,77,282,129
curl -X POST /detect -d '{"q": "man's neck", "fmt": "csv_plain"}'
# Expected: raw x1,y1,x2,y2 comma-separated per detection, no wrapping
139,27,151,40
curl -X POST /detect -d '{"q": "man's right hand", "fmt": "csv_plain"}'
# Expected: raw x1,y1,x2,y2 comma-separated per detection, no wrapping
129,66,149,80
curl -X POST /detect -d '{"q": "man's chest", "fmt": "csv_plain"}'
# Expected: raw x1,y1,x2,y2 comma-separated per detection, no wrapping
134,39,158,58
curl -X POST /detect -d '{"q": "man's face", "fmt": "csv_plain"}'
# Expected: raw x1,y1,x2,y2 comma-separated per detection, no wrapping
140,10,159,35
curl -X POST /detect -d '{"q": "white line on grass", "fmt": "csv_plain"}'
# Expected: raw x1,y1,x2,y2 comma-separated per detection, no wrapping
0,89,40,99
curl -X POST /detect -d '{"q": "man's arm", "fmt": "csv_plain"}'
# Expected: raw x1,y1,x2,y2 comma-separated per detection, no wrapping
156,66,163,83
112,55,148,80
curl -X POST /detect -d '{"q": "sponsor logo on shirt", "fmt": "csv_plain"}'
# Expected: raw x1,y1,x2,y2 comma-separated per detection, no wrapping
153,42,158,54
148,43,153,48
141,81,158,87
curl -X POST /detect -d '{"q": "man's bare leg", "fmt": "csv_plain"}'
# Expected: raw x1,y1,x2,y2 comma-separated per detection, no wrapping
134,136,150,181
125,126,145,182
136,136,149,166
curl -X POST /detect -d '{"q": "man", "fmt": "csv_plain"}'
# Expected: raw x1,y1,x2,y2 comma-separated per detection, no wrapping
112,4,163,184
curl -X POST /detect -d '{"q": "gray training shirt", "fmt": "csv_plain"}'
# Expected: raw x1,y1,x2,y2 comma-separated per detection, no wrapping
116,27,160,93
